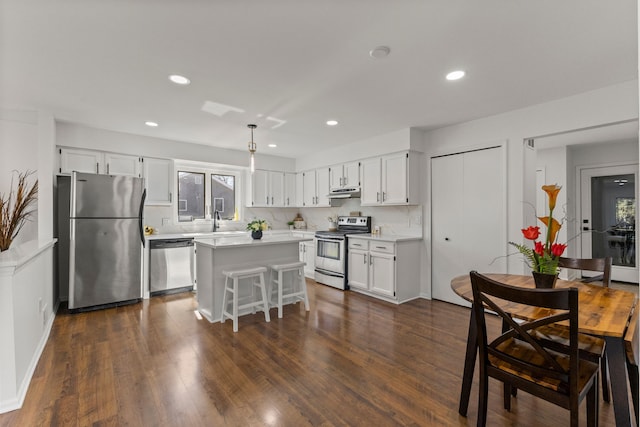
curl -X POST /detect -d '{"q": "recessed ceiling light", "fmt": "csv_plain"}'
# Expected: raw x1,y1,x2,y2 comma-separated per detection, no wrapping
168,74,191,85
268,144,277,148
369,46,391,59
446,70,465,81
145,121,158,127
326,120,339,126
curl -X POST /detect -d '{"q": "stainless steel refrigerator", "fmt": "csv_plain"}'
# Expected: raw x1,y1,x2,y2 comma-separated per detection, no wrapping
57,172,146,311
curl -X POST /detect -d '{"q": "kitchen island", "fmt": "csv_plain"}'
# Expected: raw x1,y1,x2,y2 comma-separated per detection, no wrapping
194,234,313,323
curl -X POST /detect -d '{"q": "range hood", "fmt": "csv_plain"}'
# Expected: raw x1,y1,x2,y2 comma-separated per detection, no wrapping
328,187,361,199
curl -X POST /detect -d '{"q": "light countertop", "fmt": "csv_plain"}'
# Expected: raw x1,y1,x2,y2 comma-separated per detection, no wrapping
145,229,296,241
194,234,312,249
346,233,422,242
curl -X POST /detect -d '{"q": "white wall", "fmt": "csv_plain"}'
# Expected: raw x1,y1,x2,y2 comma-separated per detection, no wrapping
0,108,56,413
0,109,55,247
296,127,424,171
56,121,296,172
420,80,638,297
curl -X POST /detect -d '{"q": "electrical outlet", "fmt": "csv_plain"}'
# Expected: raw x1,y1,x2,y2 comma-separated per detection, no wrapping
162,218,170,226
414,215,422,225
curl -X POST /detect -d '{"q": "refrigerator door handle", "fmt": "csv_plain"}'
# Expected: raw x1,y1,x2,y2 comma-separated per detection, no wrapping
139,188,146,247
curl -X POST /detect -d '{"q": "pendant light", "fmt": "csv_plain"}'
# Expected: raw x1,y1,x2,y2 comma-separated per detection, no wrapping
247,124,257,173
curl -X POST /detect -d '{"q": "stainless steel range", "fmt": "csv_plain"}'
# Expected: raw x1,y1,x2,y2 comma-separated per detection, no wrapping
315,216,371,290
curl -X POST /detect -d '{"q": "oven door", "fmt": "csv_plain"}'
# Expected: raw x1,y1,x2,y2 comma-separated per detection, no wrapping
315,236,345,274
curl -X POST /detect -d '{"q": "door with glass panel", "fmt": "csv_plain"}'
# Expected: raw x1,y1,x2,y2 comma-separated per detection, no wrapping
580,164,638,283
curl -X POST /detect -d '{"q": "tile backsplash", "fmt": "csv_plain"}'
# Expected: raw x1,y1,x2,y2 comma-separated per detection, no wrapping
144,199,423,236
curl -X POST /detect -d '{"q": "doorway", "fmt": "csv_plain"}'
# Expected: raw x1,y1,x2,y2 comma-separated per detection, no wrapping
580,164,638,283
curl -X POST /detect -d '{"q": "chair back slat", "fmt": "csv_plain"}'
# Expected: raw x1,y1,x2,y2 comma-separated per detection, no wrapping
558,256,612,287
470,271,580,395
625,305,639,365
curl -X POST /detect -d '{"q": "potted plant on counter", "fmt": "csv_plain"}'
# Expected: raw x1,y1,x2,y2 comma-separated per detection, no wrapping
287,221,295,231
247,219,268,240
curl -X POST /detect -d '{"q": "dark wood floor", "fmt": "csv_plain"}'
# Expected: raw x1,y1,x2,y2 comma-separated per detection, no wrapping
0,280,625,426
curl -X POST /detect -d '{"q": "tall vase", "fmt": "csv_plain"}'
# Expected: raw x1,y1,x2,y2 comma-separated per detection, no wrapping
532,271,558,289
251,230,263,240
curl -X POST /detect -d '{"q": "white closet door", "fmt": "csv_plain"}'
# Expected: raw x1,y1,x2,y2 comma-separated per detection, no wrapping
431,154,466,305
431,147,505,306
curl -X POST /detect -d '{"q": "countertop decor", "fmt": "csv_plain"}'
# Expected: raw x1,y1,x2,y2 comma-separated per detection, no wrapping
0,170,38,252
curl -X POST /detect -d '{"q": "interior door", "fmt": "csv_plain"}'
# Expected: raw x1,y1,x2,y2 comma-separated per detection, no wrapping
580,164,638,283
431,147,506,306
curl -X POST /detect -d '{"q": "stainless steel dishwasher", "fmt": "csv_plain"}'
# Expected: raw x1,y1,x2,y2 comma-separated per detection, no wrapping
149,238,195,296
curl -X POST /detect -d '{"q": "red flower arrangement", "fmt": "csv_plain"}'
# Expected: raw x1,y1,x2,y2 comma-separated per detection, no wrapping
510,185,567,274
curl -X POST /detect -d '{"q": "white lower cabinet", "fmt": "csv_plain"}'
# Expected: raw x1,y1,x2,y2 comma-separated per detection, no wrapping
347,237,420,303
297,237,316,278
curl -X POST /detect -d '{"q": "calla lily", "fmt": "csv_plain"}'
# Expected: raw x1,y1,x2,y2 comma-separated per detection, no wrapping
542,184,562,211
537,216,562,244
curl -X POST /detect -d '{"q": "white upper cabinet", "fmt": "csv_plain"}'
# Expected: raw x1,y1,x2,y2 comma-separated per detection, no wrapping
248,169,287,207
381,152,408,204
59,147,103,174
301,169,317,207
360,151,420,206
316,167,330,206
300,167,330,207
329,161,360,189
59,147,141,177
143,157,173,205
283,172,296,207
360,157,382,205
104,152,141,177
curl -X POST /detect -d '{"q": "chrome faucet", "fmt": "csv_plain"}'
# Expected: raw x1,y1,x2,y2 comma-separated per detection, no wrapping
213,210,221,232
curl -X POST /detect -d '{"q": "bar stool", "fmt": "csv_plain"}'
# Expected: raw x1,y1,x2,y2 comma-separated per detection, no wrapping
220,266,270,332
268,261,309,318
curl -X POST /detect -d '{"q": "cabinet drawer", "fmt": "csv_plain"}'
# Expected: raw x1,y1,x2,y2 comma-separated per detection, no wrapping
348,238,369,250
369,242,395,254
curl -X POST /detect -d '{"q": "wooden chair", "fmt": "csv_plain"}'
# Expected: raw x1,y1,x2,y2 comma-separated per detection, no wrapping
559,256,612,286
470,271,599,427
625,306,639,426
544,256,613,402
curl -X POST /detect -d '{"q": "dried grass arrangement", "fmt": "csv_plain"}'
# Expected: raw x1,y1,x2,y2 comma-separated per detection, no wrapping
0,170,38,252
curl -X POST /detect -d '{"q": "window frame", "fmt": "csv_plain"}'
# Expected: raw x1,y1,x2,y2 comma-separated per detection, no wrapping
174,162,244,224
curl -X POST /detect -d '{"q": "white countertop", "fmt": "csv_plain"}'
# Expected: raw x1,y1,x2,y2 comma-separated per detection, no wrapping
346,233,422,242
145,229,296,241
194,234,312,249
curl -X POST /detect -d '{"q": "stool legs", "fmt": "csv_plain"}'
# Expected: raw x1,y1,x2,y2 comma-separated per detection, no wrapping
278,270,284,318
221,270,269,332
258,273,270,323
270,265,310,318
299,268,310,311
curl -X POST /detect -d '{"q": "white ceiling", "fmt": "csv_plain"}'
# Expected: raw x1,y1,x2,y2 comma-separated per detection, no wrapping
1,0,637,158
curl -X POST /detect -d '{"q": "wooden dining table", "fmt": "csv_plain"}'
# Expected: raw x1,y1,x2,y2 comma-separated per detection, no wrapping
451,273,638,427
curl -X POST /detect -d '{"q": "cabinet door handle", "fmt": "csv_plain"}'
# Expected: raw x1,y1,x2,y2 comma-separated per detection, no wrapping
382,192,386,201
363,253,367,264
96,162,99,174
353,243,362,247
271,196,274,205
169,192,172,202
375,246,387,250
376,192,380,202
369,254,373,265
107,163,110,174
286,197,289,206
